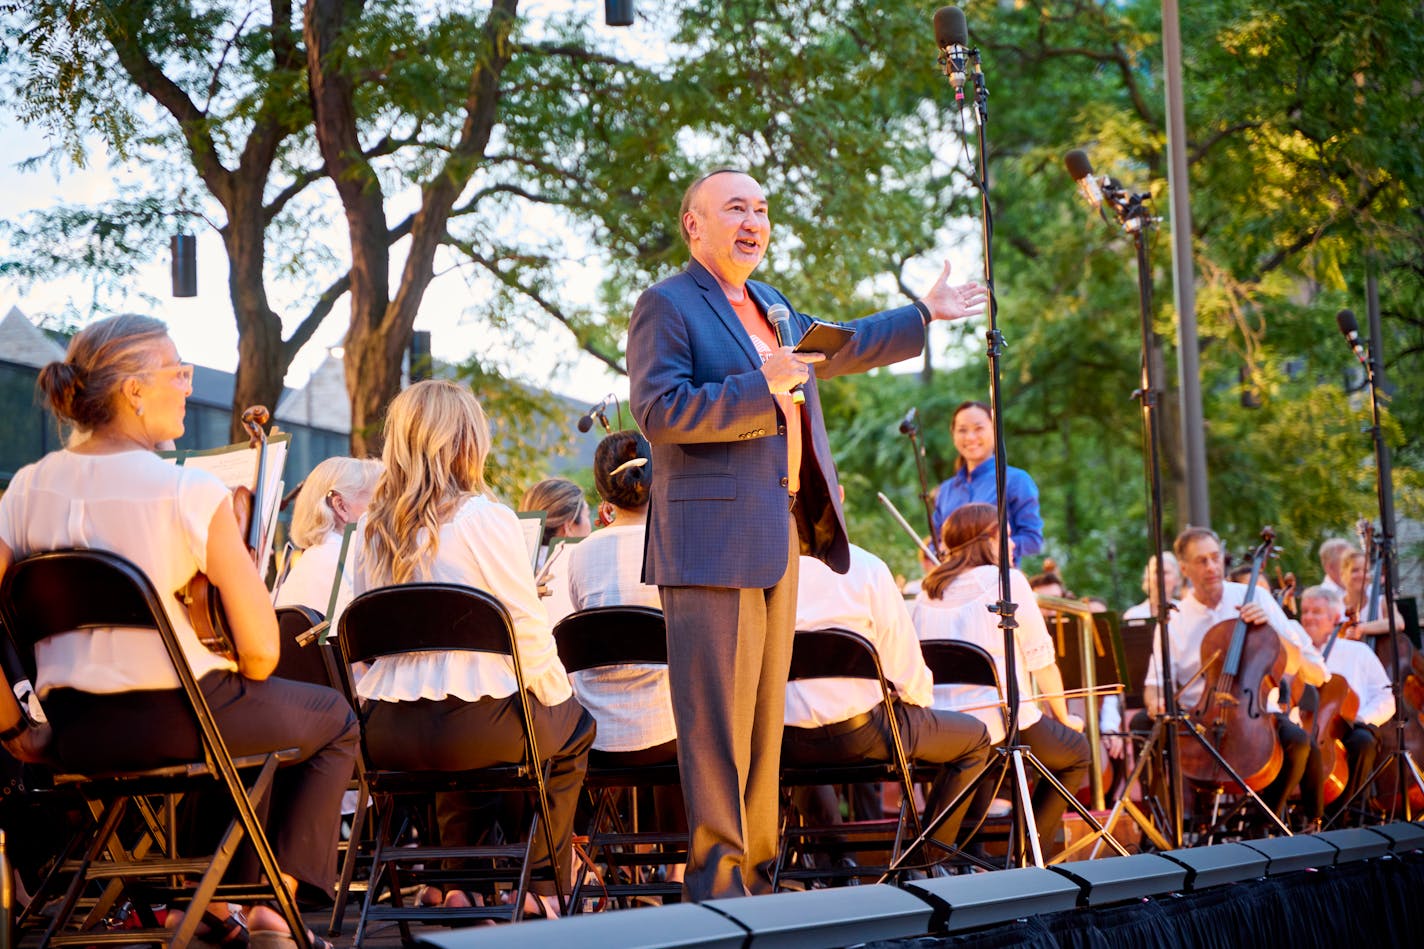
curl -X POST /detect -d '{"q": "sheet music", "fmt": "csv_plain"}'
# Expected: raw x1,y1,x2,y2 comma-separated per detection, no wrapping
517,511,546,570
160,434,290,578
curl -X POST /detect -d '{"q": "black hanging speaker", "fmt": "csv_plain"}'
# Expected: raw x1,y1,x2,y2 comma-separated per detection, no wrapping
171,233,197,297
408,330,432,382
605,0,633,26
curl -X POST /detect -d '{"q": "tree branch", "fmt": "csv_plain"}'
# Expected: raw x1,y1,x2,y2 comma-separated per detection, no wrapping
448,235,627,375
283,270,352,362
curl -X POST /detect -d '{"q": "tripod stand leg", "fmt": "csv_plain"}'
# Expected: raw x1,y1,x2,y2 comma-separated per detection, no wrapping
1010,749,1045,868
1089,718,1173,857
1180,716,1292,836
875,755,1000,882
1019,751,1131,861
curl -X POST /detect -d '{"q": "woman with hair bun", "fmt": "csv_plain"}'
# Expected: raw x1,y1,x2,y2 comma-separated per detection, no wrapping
563,430,683,880
912,502,1088,857
0,314,358,938
350,380,594,917
276,456,383,613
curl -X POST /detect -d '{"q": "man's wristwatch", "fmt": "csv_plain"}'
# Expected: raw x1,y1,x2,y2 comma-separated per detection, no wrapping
0,716,31,743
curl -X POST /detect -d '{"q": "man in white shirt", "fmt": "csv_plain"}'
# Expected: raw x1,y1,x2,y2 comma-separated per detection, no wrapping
1317,538,1355,598
1143,527,1329,820
784,542,990,854
1298,585,1394,815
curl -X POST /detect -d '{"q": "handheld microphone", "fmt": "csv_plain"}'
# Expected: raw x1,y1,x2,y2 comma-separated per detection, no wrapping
932,6,970,99
1336,309,1367,366
766,303,806,406
898,406,919,436
1064,149,1103,210
576,394,615,433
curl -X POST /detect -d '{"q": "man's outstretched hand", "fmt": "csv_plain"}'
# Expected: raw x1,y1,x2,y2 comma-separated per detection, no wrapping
919,260,989,322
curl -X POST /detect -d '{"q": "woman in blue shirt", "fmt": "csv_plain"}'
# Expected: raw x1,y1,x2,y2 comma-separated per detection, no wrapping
930,401,1044,560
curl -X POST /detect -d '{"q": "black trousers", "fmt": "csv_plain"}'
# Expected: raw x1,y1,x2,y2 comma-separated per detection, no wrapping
588,739,687,835
782,703,990,849
45,671,359,899
362,692,595,896
1333,722,1380,814
1262,718,1316,818
966,716,1092,856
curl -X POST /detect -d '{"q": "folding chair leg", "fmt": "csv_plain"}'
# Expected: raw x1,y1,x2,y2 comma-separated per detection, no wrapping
42,797,129,947
328,776,370,936
353,797,397,949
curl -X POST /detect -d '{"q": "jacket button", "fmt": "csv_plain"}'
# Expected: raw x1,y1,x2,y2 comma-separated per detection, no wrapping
777,425,786,435
779,477,789,487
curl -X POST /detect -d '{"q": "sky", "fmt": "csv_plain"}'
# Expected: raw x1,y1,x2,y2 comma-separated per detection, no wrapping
0,2,979,407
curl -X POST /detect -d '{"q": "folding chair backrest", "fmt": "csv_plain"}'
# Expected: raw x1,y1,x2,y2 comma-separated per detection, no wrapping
273,605,344,690
787,628,886,685
919,639,1001,690
338,583,517,666
552,606,667,673
1,548,165,680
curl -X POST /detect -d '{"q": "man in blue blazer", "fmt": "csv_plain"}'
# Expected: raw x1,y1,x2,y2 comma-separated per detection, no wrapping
628,169,987,900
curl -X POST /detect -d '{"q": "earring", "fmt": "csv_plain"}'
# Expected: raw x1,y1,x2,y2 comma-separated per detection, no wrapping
135,405,144,417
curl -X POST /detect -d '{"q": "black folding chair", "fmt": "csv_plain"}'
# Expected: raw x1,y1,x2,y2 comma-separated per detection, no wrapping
774,628,927,890
0,548,308,949
552,606,685,910
272,606,344,692
335,583,566,942
917,639,1007,737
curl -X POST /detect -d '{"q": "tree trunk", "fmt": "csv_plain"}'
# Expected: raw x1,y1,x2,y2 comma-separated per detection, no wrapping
224,179,290,441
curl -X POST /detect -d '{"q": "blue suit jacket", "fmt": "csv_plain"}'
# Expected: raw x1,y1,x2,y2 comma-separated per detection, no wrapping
628,258,926,589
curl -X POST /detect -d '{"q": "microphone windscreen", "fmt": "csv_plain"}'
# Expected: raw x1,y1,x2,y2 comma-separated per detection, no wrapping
1336,308,1359,336
1064,149,1094,182
933,6,968,49
577,414,593,433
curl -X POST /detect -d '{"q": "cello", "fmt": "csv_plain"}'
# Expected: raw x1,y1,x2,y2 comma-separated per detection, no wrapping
177,406,272,661
1177,527,1286,793
1288,622,1358,806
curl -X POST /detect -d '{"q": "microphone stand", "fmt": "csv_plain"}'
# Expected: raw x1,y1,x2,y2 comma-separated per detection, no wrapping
882,44,1126,877
1088,181,1291,854
899,414,938,554
1322,327,1424,823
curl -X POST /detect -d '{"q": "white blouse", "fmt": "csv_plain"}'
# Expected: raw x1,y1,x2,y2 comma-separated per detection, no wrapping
563,522,675,752
0,449,238,694
275,530,348,614
350,495,572,709
912,565,1056,744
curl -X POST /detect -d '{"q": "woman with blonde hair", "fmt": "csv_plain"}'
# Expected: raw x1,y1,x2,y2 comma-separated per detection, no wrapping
0,314,357,940
519,477,592,625
276,457,383,613
349,380,594,917
912,502,1089,856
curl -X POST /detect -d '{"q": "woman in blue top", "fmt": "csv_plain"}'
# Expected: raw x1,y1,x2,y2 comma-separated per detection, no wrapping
930,401,1044,560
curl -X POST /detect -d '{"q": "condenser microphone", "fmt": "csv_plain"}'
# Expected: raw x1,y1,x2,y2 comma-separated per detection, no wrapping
932,6,970,98
1336,309,1367,365
576,394,614,433
766,303,806,406
898,406,919,436
1064,149,1103,210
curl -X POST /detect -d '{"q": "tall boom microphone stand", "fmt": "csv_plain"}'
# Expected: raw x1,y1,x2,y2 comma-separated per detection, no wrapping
1080,168,1291,853
1326,317,1424,822
882,13,1125,876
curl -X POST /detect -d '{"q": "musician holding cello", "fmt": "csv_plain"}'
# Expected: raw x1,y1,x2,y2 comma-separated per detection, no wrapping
1297,585,1393,817
1142,527,1328,823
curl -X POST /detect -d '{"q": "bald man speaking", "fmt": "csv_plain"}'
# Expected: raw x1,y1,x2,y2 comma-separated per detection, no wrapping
628,168,986,900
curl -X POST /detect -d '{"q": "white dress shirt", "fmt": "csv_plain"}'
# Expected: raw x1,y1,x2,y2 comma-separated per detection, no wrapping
1325,638,1394,727
350,495,572,708
563,522,675,752
912,565,1055,744
275,530,348,614
786,544,934,728
1319,575,1346,598
1143,581,1327,713
0,449,238,694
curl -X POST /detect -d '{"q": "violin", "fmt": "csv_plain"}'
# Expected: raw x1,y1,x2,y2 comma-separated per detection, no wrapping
177,406,272,661
1178,527,1286,793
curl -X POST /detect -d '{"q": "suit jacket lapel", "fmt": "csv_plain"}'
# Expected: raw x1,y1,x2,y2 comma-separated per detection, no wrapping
688,258,761,369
